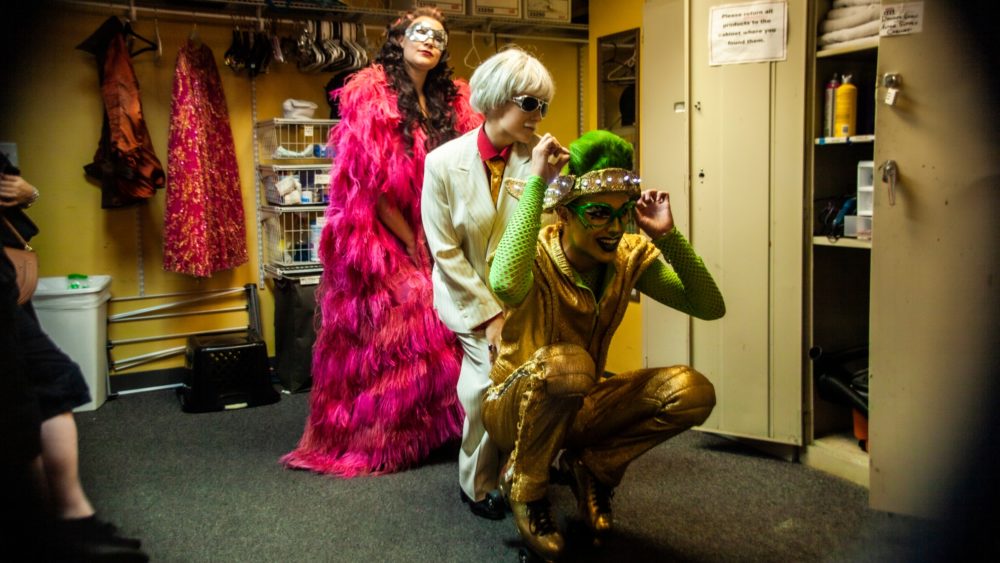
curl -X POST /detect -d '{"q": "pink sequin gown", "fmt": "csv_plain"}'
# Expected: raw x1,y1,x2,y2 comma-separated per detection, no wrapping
163,40,248,277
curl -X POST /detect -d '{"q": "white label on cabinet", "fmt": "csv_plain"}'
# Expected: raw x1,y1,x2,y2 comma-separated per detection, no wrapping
303,126,314,138
880,2,923,36
709,1,787,66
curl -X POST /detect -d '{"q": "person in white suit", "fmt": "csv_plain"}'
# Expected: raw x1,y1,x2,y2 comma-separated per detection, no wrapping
422,46,556,520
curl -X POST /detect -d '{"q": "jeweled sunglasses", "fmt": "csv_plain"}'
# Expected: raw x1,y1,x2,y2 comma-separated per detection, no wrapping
510,95,549,118
566,200,638,231
405,22,448,50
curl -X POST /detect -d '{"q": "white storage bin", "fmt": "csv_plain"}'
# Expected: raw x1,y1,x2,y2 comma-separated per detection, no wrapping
33,275,112,412
857,187,874,217
857,160,874,216
844,215,873,240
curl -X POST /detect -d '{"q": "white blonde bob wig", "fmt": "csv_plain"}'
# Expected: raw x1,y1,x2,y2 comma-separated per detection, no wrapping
469,46,555,116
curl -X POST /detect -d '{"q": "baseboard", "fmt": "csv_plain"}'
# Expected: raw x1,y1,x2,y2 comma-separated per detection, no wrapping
110,367,186,394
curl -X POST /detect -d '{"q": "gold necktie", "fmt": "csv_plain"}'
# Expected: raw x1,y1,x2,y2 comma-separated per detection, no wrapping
485,157,505,207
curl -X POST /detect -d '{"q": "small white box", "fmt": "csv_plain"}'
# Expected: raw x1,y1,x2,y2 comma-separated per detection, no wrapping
473,0,521,17
523,0,571,22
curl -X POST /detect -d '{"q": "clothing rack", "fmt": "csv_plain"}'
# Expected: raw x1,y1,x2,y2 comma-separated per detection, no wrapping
58,0,589,44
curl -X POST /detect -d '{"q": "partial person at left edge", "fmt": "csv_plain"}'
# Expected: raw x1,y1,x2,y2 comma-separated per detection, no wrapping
0,150,149,562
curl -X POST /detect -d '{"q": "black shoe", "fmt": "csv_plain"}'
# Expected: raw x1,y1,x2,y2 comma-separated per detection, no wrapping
56,515,142,550
460,489,506,520
52,540,150,563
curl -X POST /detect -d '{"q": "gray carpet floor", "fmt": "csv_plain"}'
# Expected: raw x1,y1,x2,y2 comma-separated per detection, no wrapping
75,389,943,562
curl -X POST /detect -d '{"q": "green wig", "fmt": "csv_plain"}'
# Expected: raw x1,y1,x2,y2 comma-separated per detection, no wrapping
568,130,634,176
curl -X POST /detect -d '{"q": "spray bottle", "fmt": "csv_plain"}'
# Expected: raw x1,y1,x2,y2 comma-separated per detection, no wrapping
823,74,841,138
834,74,857,138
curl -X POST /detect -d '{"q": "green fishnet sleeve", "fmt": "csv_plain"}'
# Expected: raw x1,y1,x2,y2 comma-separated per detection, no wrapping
490,175,547,305
635,229,726,320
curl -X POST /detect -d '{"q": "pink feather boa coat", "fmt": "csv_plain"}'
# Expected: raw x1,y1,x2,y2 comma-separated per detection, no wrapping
282,65,483,476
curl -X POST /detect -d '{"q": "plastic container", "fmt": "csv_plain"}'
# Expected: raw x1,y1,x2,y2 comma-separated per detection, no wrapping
32,275,112,412
823,74,841,138
857,160,874,216
309,217,326,262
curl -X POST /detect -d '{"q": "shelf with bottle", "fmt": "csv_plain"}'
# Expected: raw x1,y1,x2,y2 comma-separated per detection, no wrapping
259,165,331,207
814,46,877,141
260,206,326,277
256,118,338,164
814,134,875,145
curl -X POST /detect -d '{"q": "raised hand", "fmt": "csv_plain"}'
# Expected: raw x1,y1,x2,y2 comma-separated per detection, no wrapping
529,133,571,182
635,190,675,239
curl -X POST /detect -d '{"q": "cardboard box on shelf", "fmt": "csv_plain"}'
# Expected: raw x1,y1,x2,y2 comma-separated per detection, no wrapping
472,0,521,18
385,0,465,15
523,0,571,22
415,0,465,14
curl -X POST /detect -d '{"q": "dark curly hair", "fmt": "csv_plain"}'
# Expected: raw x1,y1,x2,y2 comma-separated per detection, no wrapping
375,7,461,153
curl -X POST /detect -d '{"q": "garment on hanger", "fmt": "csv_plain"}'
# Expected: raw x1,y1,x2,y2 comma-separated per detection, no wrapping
77,16,165,209
163,40,248,277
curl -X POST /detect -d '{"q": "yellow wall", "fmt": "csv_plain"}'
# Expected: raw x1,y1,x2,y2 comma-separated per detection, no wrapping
588,0,645,373
0,4,581,378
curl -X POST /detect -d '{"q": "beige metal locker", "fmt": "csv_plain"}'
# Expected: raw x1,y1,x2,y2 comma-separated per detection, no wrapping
643,0,806,445
868,1,999,518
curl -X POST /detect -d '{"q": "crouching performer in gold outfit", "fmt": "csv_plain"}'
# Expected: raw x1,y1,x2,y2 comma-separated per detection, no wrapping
483,130,726,561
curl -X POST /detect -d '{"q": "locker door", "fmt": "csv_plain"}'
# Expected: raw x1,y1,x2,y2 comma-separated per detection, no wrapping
868,2,1000,517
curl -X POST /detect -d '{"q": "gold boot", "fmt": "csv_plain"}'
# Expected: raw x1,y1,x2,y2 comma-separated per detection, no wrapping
561,454,614,534
510,497,564,561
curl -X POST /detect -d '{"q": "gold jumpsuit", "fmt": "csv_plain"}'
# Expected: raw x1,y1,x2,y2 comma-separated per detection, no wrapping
483,225,722,503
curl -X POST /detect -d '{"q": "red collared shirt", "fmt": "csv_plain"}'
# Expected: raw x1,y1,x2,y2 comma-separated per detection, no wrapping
477,125,512,172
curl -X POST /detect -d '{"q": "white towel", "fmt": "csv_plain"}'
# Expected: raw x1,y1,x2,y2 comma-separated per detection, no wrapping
818,19,880,47
821,5,880,32
819,35,879,52
826,4,879,20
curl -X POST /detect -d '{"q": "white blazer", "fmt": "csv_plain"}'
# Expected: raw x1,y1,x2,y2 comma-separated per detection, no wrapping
422,126,536,334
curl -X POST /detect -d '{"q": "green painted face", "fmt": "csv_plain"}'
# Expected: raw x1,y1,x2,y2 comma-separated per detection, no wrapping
559,192,634,272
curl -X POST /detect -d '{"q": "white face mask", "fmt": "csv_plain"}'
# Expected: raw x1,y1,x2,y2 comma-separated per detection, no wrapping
404,22,448,51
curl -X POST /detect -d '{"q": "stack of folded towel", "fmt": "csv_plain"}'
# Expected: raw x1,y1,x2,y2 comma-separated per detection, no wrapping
818,0,880,51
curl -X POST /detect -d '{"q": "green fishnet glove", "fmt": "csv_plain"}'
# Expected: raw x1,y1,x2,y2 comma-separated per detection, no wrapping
635,229,726,320
490,175,547,305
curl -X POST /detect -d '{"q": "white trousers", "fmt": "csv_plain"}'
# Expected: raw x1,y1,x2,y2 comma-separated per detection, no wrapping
455,330,500,501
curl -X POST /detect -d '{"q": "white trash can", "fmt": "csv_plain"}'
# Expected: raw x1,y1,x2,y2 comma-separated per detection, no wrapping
32,275,112,412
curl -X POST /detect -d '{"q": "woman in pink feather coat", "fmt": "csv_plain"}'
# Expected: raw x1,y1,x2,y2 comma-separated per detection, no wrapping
282,8,482,476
